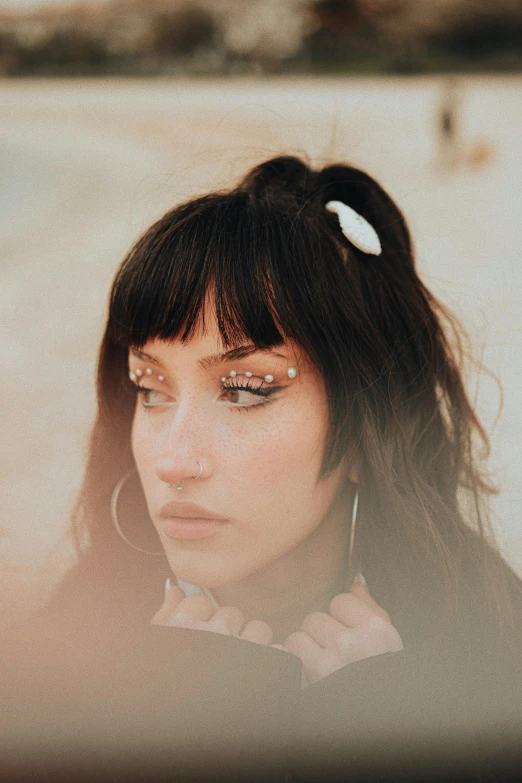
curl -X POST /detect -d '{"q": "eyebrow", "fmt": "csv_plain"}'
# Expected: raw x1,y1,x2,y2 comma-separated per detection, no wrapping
130,345,287,371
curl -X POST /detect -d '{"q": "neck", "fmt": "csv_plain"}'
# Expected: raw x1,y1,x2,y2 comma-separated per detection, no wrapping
212,493,353,644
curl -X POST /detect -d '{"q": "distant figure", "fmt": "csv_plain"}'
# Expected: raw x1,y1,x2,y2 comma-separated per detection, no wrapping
437,76,460,171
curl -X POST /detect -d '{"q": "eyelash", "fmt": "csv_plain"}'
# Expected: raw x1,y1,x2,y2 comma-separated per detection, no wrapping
221,377,281,413
134,377,282,413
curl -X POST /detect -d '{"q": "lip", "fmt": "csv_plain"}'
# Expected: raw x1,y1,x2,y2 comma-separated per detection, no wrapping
159,501,229,541
159,501,229,522
163,518,227,541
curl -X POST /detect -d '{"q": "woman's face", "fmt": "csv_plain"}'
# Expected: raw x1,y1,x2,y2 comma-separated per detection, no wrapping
130,315,349,589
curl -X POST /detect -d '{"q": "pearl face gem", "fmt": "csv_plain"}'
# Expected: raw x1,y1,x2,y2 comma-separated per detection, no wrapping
129,372,136,381
229,370,237,377
245,372,252,378
135,369,143,377
145,368,153,375
158,375,164,382
221,377,227,382
264,374,274,383
287,367,297,379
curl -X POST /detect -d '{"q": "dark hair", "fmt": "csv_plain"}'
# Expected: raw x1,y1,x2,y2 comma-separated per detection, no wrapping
58,155,518,641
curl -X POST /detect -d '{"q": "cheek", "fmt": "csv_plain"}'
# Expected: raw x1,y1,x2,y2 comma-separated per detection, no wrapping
220,398,329,503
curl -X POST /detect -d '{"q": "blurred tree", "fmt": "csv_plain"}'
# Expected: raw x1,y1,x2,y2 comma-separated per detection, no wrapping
211,0,313,73
151,4,215,58
372,0,522,70
28,26,109,73
0,0,521,75
310,0,362,33
427,1,522,62
304,0,388,72
0,31,22,75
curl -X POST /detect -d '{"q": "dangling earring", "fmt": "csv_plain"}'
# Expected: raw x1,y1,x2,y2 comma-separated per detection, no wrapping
110,468,164,556
347,485,359,571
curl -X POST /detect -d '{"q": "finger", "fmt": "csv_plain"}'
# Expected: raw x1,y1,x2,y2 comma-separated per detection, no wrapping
240,620,273,646
202,606,245,636
165,593,215,628
300,611,347,649
284,631,333,684
151,584,186,625
349,580,390,619
329,592,388,629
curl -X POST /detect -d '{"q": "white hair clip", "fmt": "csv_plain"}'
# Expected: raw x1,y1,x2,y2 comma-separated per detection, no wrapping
326,200,382,256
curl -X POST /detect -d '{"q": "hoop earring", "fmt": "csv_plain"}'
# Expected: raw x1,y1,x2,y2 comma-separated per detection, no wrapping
110,468,164,556
348,485,359,570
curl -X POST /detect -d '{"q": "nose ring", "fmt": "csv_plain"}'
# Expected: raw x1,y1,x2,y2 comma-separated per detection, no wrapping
166,460,203,490
166,479,184,490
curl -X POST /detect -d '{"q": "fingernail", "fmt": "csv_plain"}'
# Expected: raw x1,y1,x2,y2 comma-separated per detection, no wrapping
354,572,366,585
164,577,172,598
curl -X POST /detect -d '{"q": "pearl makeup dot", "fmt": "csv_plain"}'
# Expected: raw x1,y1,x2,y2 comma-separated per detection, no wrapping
130,364,298,388
220,368,298,384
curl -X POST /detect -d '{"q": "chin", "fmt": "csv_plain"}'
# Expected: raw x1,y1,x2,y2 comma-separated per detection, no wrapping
165,550,252,590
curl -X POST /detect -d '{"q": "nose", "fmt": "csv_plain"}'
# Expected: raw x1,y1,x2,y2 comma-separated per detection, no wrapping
154,404,210,488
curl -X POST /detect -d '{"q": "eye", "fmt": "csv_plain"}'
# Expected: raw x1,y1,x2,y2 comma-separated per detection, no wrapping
220,376,282,411
135,386,173,408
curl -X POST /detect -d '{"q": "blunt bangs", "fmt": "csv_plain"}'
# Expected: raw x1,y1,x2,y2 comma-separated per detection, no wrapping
107,190,349,363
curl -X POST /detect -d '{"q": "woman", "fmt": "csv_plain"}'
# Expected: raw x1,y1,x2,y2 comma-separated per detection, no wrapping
3,156,522,782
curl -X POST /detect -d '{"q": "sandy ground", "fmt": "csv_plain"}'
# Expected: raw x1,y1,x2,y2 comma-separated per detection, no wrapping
1,75,521,620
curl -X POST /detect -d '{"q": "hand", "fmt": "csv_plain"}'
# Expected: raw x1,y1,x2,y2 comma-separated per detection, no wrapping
151,583,274,646
283,578,404,688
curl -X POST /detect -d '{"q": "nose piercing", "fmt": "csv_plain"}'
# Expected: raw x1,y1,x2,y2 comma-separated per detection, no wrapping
166,479,185,491
165,460,203,490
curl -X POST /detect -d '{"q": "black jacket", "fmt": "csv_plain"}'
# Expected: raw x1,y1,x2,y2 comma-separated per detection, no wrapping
2,560,522,783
